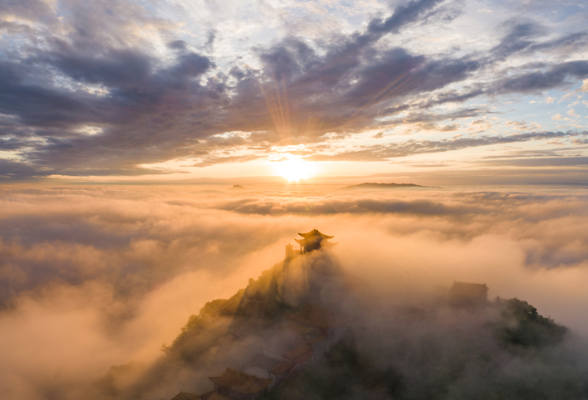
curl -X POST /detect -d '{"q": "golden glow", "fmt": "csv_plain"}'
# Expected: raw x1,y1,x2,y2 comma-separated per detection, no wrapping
274,158,315,182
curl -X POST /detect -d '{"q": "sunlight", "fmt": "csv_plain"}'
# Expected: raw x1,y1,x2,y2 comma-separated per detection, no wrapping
274,158,315,182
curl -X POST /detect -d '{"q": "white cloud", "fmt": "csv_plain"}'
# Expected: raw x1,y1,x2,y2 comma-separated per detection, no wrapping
559,93,575,103
552,113,563,120
545,97,555,104
581,79,588,92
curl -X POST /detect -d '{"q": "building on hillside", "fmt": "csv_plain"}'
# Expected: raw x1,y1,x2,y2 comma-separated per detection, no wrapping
282,344,313,368
294,229,336,253
209,368,272,400
285,243,296,261
251,353,283,372
302,328,329,359
169,392,200,400
199,392,233,400
448,281,488,307
267,361,293,385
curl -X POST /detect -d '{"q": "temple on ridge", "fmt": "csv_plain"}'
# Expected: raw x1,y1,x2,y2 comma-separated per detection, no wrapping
294,229,335,253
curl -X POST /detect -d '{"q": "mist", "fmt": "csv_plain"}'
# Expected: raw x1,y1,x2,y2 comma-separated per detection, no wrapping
1,183,588,399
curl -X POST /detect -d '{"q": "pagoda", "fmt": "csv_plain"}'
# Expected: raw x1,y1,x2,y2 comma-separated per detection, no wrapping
294,229,335,253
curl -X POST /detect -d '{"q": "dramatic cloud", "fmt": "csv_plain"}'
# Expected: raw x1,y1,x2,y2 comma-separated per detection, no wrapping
0,0,586,178
305,130,588,161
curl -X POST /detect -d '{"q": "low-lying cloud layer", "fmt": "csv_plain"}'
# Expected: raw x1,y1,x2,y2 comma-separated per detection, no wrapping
1,184,588,399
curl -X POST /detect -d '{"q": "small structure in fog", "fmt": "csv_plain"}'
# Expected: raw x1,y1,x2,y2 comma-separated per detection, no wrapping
267,360,293,384
200,392,232,400
294,229,336,253
285,243,296,260
170,393,200,400
282,344,313,367
208,368,272,400
448,281,488,307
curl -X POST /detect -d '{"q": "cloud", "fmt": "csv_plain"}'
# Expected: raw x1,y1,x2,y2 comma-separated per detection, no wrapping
491,61,588,95
2,185,588,398
0,0,586,176
491,19,547,61
191,155,261,168
0,158,50,179
478,156,588,167
304,130,586,161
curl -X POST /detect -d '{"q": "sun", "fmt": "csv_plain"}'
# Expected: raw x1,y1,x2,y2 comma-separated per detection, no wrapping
274,158,315,182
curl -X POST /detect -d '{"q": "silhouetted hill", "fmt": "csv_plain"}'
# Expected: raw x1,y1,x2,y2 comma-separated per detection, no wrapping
101,248,585,400
495,298,568,349
270,298,573,400
340,182,424,190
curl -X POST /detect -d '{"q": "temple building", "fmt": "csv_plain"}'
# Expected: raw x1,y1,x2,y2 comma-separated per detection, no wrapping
208,368,272,400
200,393,232,400
169,393,200,400
448,281,488,307
294,229,335,253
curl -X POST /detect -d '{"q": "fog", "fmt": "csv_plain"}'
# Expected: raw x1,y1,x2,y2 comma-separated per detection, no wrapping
1,183,587,399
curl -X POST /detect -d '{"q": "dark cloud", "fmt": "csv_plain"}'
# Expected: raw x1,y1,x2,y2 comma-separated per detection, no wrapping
491,19,547,60
305,131,587,162
0,158,49,179
492,61,588,94
0,0,586,177
0,0,53,22
191,154,261,167
366,0,447,37
479,156,588,167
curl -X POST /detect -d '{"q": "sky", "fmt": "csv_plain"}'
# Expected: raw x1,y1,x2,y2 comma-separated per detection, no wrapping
0,0,587,183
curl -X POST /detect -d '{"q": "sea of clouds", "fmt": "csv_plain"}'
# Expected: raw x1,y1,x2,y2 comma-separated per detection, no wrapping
1,183,588,399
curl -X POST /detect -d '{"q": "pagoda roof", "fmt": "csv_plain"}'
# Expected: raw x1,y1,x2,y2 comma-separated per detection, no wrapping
209,368,271,394
283,344,313,360
297,229,333,239
251,353,282,371
267,361,293,375
199,392,232,400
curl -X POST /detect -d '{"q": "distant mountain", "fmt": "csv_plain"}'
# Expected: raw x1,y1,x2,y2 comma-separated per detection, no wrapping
231,185,246,189
340,182,424,190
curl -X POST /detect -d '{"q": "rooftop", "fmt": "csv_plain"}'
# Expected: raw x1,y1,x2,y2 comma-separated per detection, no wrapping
200,392,233,400
297,229,334,240
170,392,200,400
283,344,312,360
267,361,293,376
209,368,272,394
